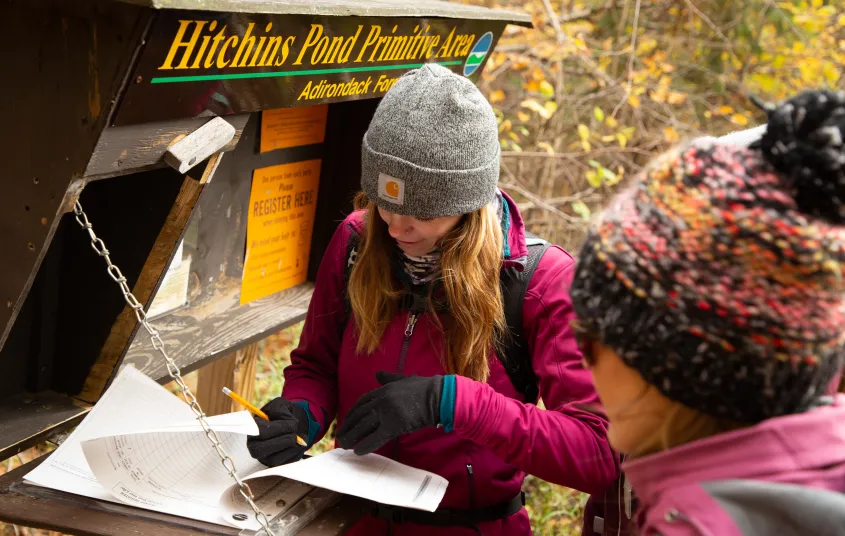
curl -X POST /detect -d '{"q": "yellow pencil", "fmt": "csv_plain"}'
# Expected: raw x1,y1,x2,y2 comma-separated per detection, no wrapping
222,387,307,447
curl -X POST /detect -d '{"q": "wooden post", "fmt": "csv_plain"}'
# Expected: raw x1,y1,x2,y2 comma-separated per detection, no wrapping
196,342,260,416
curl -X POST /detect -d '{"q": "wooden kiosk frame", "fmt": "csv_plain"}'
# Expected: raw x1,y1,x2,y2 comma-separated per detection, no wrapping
0,0,530,534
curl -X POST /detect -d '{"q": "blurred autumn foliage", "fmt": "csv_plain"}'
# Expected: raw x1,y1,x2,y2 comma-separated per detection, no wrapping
461,0,845,250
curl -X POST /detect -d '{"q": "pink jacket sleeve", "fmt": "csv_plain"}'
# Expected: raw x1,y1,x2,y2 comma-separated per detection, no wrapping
453,247,618,495
281,218,353,440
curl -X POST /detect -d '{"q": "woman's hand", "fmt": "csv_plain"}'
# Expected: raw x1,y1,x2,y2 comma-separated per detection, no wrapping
247,397,312,466
337,372,444,455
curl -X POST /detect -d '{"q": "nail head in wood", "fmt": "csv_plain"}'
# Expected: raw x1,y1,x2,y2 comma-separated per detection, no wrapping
164,117,235,174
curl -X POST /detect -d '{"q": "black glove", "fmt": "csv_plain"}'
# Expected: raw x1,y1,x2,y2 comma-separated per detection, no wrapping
337,371,443,455
247,397,312,467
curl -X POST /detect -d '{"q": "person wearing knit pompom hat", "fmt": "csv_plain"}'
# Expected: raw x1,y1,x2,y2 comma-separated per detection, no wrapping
570,89,845,535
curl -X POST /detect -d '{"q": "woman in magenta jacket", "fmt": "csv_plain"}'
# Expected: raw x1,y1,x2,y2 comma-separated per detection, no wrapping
246,63,617,534
570,90,845,535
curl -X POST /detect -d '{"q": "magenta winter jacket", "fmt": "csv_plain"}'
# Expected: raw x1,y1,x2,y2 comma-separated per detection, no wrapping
282,193,617,535
624,395,845,536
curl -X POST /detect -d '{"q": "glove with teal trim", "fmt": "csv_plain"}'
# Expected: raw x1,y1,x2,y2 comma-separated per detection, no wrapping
337,371,457,455
247,397,320,467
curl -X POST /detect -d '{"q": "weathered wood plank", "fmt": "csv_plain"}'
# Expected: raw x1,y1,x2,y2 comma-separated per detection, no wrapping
84,115,249,180
164,118,236,174
0,455,363,536
77,176,205,404
122,282,313,382
114,0,532,24
0,391,89,461
197,342,259,416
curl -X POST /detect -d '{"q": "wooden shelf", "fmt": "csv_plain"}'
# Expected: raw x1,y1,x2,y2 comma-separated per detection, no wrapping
122,282,315,382
0,455,364,536
0,391,88,461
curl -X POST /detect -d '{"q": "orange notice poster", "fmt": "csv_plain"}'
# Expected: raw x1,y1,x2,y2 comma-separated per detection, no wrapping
260,105,329,153
240,160,321,305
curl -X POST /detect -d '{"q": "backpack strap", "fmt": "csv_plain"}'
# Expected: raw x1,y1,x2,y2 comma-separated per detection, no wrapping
498,233,551,403
342,224,362,325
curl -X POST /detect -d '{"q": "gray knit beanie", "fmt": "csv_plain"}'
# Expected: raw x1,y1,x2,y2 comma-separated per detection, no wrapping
361,63,500,219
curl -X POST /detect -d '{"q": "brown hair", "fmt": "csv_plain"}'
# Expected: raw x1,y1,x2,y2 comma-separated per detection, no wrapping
348,192,505,381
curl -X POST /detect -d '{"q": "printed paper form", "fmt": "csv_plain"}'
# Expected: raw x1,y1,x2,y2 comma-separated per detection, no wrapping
81,424,267,525
24,366,199,501
239,449,448,513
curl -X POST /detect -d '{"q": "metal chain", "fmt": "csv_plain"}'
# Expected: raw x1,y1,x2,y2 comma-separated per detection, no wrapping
72,201,275,536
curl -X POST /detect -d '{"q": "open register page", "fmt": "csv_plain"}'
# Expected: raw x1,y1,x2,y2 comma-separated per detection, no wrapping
24,365,448,532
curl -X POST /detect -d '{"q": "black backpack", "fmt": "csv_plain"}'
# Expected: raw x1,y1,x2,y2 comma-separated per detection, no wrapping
341,225,550,403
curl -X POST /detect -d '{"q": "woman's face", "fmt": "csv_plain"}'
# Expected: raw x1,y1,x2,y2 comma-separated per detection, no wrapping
581,339,674,454
378,207,461,256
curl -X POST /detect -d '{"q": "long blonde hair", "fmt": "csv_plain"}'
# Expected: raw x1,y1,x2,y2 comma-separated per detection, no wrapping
348,192,505,382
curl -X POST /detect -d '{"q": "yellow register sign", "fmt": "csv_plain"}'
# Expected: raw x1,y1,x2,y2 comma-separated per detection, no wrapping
241,160,321,305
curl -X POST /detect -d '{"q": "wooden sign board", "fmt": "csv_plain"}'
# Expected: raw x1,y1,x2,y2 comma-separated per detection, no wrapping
112,12,507,126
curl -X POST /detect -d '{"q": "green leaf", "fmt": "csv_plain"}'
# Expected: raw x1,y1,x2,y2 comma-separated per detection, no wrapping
572,200,591,220
593,107,605,122
588,160,602,169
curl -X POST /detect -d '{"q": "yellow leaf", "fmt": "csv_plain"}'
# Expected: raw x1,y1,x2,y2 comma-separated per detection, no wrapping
544,101,558,115
517,111,531,123
577,124,590,141
667,92,687,104
731,113,749,126
616,133,628,148
601,135,617,143
538,142,555,155
605,116,618,128
594,107,605,122
489,90,505,104
718,105,734,115
838,14,845,27
521,99,551,119
663,126,681,143
508,132,519,142
539,80,555,98
524,80,541,92
498,119,511,133
627,94,641,109
581,139,592,152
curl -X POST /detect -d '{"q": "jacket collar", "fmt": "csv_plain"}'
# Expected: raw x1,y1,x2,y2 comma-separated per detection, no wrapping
623,395,845,504
500,189,529,271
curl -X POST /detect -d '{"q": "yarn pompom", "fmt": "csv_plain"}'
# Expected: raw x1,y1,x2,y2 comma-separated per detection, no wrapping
754,90,845,224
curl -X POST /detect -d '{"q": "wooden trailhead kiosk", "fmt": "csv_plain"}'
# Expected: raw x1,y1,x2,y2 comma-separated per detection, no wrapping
0,0,530,534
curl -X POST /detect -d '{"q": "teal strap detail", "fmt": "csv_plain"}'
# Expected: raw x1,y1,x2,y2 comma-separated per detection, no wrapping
293,401,321,447
439,375,457,433
499,192,511,259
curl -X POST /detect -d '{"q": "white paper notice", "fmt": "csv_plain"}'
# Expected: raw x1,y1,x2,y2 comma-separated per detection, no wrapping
24,366,198,502
241,449,448,513
81,425,264,525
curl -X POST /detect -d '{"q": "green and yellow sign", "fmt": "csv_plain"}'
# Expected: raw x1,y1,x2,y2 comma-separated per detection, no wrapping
113,13,505,126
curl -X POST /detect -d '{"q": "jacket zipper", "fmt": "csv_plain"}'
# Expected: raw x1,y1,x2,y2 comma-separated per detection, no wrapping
396,310,420,375
466,464,476,509
392,309,421,461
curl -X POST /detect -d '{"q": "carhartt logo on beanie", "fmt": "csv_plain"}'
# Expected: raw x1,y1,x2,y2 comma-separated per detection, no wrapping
571,90,845,423
361,63,500,219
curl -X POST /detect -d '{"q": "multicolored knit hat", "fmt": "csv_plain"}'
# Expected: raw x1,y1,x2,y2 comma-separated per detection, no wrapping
570,90,845,423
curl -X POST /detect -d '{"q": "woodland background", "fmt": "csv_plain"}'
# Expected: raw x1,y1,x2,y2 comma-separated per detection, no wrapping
3,1,844,534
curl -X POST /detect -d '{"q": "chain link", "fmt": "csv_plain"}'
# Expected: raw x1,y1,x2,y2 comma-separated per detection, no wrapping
73,201,275,535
